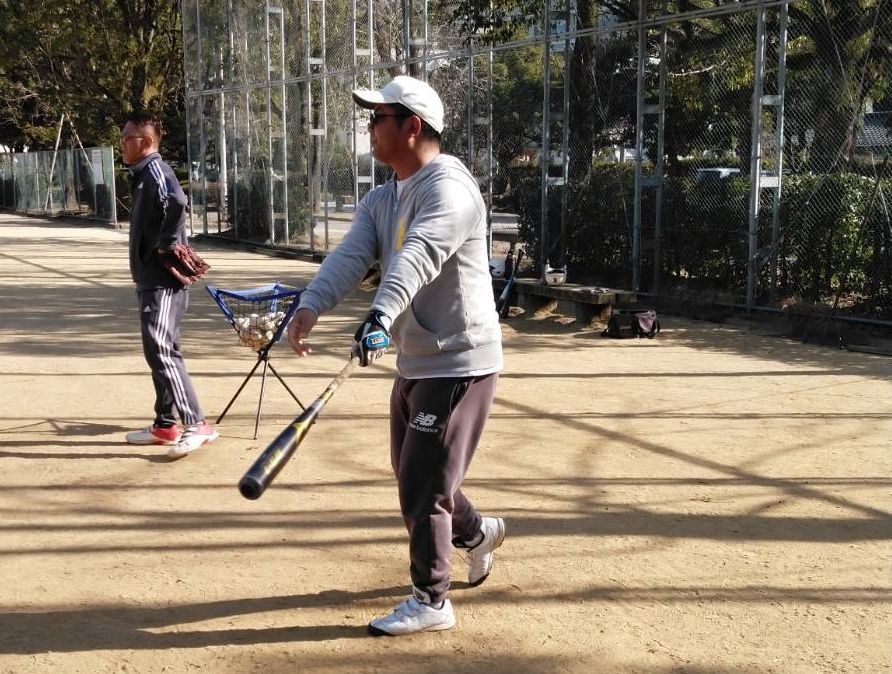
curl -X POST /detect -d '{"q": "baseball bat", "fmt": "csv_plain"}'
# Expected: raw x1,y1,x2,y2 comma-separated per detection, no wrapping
496,248,524,318
238,355,358,500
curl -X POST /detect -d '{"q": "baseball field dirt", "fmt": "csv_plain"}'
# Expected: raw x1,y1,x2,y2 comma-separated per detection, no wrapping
0,213,889,673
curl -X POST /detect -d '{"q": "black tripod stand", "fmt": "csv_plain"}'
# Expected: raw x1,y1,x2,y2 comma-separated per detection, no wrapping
215,338,304,440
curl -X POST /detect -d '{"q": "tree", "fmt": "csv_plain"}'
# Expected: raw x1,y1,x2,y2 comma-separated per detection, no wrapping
453,0,632,183
0,0,183,153
786,0,892,172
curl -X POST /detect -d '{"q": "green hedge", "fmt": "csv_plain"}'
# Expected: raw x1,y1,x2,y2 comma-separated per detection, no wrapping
507,165,892,313
778,174,883,303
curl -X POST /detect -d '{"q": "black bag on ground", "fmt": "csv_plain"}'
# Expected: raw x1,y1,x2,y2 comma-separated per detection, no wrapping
603,307,660,339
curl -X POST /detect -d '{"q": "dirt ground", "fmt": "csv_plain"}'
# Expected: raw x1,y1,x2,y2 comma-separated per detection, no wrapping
0,212,890,674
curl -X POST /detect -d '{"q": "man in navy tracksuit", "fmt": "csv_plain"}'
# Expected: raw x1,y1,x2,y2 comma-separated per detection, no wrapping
121,111,217,458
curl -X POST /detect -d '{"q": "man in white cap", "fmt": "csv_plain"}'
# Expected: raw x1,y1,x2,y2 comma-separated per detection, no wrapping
287,75,506,636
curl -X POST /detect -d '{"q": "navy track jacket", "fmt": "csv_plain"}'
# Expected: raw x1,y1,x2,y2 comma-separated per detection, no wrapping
127,152,189,290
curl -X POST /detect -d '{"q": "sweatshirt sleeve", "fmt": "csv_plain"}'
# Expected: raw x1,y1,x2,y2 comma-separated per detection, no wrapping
297,197,380,316
371,176,482,320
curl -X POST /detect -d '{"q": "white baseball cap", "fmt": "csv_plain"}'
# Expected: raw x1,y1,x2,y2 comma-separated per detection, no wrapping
352,76,445,134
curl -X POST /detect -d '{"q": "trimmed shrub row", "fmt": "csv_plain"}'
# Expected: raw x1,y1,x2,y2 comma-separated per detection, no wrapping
506,165,891,314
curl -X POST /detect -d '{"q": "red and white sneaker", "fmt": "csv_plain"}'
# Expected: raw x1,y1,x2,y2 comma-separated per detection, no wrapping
167,422,219,459
125,424,181,446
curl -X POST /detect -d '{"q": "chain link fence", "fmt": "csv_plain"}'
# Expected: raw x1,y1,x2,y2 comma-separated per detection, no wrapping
0,147,117,224
182,0,892,322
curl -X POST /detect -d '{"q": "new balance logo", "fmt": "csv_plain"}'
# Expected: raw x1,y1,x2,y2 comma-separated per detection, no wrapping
413,413,437,427
409,412,439,434
412,586,433,604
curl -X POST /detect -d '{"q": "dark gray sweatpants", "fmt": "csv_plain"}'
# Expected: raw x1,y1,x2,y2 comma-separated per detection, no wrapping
138,287,205,428
389,372,498,604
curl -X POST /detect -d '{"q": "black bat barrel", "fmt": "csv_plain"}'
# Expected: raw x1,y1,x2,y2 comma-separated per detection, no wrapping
238,423,302,499
238,357,356,501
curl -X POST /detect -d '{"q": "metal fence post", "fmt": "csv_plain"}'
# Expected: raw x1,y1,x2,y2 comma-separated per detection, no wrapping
652,15,668,294
540,2,551,280
769,3,789,299
403,0,411,73
747,3,768,310
106,147,117,225
181,2,194,234
632,0,646,291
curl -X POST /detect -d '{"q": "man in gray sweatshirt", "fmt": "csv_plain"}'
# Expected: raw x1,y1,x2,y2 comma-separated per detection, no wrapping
287,76,506,636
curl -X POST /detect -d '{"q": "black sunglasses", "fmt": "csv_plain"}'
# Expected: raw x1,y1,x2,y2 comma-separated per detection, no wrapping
368,111,414,127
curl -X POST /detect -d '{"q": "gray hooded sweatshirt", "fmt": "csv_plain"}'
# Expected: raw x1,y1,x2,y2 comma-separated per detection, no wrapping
297,153,503,379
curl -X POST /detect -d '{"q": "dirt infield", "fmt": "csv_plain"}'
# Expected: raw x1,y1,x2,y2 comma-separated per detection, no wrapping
1,213,890,674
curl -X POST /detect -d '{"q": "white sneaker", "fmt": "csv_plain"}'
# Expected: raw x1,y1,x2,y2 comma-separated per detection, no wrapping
462,516,506,586
368,591,456,636
167,422,218,459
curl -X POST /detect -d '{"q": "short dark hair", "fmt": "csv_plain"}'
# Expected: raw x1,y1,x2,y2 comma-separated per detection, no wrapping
391,103,442,145
126,111,163,141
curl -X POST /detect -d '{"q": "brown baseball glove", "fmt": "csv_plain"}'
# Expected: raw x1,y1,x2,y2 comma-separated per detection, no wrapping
158,244,211,286
357,262,381,291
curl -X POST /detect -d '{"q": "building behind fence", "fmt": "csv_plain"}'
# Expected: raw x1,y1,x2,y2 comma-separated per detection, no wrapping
182,0,892,321
0,148,117,225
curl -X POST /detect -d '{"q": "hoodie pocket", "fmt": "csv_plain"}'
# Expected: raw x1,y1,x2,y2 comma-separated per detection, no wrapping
437,319,501,352
393,304,441,356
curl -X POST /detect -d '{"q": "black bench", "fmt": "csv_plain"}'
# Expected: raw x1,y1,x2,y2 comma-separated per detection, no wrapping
501,278,637,323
